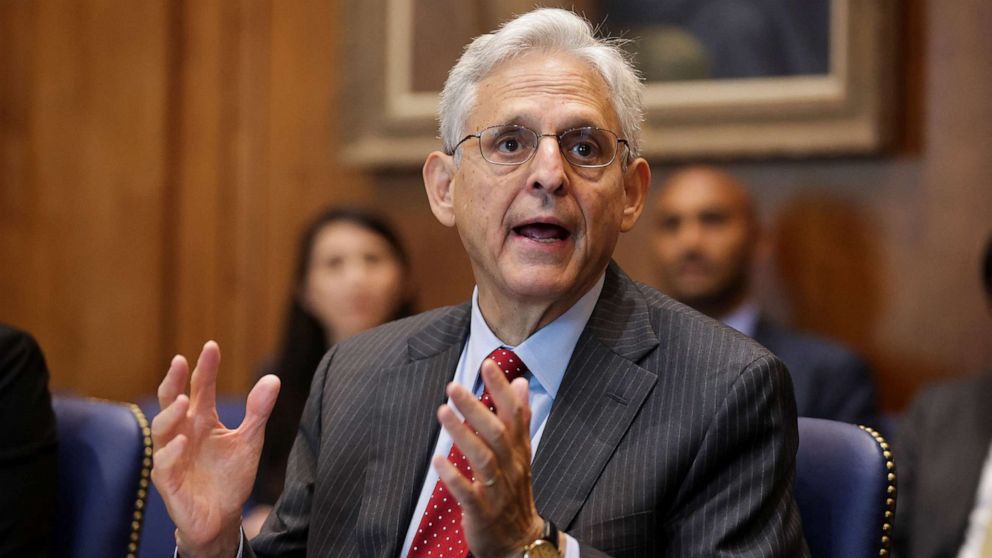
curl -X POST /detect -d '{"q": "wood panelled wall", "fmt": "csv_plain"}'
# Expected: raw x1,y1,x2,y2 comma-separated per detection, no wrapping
0,0,371,398
1,0,989,409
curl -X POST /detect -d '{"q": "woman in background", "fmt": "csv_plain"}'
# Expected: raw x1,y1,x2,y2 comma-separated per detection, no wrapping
245,206,415,536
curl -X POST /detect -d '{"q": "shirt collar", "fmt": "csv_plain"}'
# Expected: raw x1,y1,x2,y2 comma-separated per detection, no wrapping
466,273,606,399
721,300,761,338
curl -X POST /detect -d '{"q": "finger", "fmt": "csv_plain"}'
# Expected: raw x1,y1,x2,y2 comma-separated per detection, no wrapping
510,376,529,406
157,355,189,410
437,405,499,483
508,377,532,442
188,340,220,416
432,454,481,514
447,380,505,444
239,374,281,438
151,433,189,495
481,359,518,414
480,360,530,437
151,394,189,450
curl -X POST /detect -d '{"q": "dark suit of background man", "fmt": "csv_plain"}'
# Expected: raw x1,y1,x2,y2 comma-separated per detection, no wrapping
894,235,992,558
0,323,57,557
150,9,808,557
652,165,880,427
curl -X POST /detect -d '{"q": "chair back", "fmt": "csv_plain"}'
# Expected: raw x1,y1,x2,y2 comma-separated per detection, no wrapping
795,417,896,558
53,397,151,558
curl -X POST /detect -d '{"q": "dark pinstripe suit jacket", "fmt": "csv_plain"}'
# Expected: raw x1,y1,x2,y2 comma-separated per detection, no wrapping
248,263,808,557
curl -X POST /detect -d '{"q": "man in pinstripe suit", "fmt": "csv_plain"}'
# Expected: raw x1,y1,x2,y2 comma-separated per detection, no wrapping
151,8,808,557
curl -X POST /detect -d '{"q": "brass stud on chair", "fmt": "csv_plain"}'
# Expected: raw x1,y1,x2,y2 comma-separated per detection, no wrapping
128,403,153,558
859,425,897,558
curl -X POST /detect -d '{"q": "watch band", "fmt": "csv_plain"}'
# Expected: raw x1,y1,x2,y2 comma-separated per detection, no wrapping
541,517,559,549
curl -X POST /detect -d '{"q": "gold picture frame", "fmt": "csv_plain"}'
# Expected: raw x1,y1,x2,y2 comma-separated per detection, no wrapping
340,0,895,168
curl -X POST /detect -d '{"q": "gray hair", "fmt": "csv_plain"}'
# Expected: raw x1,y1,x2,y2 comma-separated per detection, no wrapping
439,8,645,160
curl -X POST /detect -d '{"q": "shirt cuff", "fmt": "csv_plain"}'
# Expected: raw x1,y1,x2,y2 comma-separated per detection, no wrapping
565,532,579,556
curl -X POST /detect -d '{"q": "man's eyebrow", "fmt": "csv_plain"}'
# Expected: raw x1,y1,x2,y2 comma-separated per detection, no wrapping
495,115,531,128
559,116,605,130
487,114,607,132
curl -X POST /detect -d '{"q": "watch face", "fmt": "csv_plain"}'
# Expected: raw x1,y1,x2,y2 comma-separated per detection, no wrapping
523,540,558,558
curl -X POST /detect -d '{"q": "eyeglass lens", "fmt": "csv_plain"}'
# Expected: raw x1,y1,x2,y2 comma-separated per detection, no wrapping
478,125,619,167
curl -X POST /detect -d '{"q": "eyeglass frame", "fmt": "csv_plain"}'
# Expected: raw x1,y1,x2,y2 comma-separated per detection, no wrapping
448,124,631,169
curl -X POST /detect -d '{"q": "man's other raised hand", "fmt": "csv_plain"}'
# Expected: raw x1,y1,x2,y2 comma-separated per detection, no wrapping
150,341,280,558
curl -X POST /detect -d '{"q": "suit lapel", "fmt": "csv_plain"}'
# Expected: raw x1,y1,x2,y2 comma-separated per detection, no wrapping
357,305,470,557
532,264,660,529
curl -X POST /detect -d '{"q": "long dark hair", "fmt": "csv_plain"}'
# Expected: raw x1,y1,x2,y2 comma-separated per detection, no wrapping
254,206,414,505
273,206,414,393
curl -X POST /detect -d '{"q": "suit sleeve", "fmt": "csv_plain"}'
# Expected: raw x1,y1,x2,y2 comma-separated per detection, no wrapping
247,347,336,557
663,354,809,557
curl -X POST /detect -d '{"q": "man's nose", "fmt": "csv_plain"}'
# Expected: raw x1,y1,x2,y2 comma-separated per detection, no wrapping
528,135,567,193
678,220,705,248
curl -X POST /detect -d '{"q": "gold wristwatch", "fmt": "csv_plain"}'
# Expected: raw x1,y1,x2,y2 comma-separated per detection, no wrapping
522,518,559,558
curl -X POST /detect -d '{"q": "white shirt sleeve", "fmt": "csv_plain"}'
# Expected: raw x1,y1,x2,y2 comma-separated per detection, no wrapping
565,532,580,556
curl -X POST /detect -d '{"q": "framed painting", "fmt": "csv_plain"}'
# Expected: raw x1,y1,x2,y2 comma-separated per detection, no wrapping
339,0,895,167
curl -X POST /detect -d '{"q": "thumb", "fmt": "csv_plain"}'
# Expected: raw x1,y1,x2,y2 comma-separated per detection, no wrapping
240,374,281,438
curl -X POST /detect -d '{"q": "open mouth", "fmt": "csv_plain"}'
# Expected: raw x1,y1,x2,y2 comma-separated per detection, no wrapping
512,222,571,243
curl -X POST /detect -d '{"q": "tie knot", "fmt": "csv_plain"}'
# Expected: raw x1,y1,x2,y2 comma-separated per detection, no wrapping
486,348,528,383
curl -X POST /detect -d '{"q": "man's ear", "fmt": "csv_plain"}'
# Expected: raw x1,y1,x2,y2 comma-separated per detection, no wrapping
620,157,651,232
423,151,457,228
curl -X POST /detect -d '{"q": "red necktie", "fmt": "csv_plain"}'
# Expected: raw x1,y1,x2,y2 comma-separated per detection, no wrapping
407,348,529,558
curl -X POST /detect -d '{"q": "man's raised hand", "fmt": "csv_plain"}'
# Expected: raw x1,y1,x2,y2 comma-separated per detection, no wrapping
150,341,280,558
434,359,546,558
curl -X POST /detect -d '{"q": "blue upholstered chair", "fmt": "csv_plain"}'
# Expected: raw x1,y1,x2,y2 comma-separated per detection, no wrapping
795,417,896,558
136,396,248,557
53,396,151,558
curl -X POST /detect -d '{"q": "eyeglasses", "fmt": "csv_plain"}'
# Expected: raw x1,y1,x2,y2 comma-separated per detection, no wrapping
450,125,629,168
